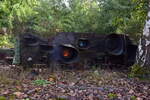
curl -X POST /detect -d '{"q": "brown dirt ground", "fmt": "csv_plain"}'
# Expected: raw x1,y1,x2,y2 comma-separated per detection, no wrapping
0,65,150,100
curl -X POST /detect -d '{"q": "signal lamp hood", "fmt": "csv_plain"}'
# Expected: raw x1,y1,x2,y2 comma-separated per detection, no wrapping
59,44,79,63
105,34,124,55
23,34,38,46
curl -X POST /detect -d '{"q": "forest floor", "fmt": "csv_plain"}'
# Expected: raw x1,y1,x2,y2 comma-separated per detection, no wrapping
0,65,150,100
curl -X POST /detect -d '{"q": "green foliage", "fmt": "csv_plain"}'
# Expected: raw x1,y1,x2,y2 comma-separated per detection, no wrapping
0,96,6,100
129,64,150,79
0,0,147,50
0,0,39,34
0,0,148,39
131,95,137,100
33,79,53,86
0,34,14,48
108,93,118,99
117,0,148,41
98,0,148,37
22,98,30,100
56,98,67,100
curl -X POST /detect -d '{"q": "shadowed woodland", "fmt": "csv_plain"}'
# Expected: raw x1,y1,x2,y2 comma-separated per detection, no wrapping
0,0,150,100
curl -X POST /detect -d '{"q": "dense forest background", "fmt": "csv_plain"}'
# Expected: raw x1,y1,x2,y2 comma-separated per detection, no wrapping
0,0,148,48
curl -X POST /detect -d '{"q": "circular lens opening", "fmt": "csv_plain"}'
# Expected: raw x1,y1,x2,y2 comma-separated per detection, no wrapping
78,39,89,49
63,49,72,58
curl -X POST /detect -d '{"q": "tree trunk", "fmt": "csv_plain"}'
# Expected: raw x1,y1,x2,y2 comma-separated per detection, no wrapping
12,36,20,65
136,2,150,67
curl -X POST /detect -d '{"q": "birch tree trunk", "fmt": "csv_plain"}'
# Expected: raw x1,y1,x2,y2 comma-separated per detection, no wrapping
136,2,150,67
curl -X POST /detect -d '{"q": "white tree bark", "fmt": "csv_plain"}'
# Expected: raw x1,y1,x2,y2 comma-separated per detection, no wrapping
136,2,150,67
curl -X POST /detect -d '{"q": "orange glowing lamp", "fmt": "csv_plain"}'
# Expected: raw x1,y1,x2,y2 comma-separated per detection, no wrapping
63,49,71,57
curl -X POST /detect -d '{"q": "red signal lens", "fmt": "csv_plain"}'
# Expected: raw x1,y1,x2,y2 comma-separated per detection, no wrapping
60,44,78,63
63,49,71,57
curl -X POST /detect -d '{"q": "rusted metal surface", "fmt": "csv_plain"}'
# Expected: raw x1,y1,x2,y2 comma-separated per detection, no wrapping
0,32,137,69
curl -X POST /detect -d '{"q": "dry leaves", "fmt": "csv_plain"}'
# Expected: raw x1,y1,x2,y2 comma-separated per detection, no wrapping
0,67,150,100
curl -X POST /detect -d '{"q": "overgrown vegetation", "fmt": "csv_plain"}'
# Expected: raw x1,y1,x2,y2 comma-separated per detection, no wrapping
129,64,150,79
0,34,14,48
0,0,148,34
0,1,149,99
0,0,148,47
108,93,118,99
32,79,53,86
0,0,149,80
0,96,7,100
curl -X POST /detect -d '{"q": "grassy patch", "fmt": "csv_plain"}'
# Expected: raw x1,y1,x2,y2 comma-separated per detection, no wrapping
130,96,137,100
0,96,7,100
32,79,53,86
22,98,30,100
56,98,67,100
129,64,150,80
108,93,118,99
0,74,21,86
0,68,23,85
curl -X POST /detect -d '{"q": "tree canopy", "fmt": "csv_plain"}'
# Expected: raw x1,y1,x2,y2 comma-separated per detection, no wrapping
0,0,148,39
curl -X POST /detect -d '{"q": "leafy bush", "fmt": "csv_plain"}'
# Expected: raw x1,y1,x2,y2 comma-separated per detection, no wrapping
131,96,137,100
0,96,7,100
108,93,118,99
0,34,14,48
129,64,150,79
0,0,148,40
32,79,53,86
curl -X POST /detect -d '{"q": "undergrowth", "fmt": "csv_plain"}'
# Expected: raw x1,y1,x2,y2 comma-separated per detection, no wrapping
129,64,150,80
0,34,14,48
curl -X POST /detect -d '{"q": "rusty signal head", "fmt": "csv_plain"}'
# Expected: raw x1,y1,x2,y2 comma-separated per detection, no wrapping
105,34,124,55
59,44,79,63
22,34,39,46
